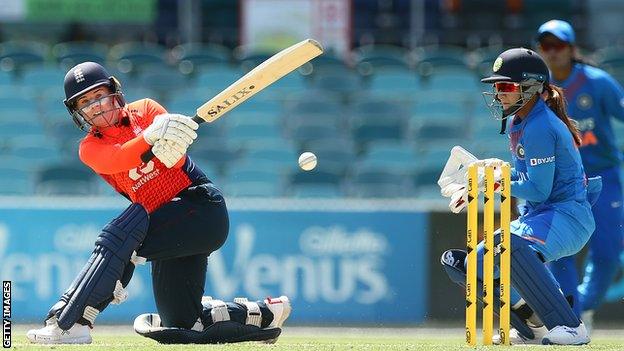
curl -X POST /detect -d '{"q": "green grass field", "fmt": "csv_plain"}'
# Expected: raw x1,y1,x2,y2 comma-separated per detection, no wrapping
8,326,624,350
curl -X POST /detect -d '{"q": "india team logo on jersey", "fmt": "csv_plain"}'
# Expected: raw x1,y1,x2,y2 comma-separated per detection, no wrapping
515,143,525,160
577,94,593,110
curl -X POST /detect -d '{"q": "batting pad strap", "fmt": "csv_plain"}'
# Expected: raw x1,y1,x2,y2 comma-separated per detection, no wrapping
234,298,262,328
207,299,230,322
83,306,99,324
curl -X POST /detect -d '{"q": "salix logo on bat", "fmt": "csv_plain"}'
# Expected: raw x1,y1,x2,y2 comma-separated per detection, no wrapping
206,86,255,117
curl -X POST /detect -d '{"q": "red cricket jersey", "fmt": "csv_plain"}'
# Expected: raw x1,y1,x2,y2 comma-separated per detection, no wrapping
79,99,195,213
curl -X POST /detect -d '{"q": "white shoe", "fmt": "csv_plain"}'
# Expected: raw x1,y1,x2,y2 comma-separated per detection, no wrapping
262,296,291,344
265,295,291,329
493,325,547,345
26,317,92,344
581,310,594,334
542,322,590,345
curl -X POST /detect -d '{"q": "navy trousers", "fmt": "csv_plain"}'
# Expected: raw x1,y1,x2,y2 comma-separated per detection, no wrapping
137,182,229,329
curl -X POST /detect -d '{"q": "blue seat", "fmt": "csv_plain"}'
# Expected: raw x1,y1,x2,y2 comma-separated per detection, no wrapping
291,124,343,144
413,163,443,189
36,162,97,195
411,93,470,122
311,69,362,99
9,144,63,164
136,69,191,96
227,111,281,128
171,42,231,73
290,165,343,186
414,45,468,71
348,164,412,198
423,67,479,92
368,68,419,93
52,41,108,68
195,67,245,90
19,66,66,90
351,108,407,144
359,142,418,173
189,140,240,170
411,119,467,143
284,92,343,116
0,41,47,71
0,177,34,195
227,123,282,145
109,42,168,74
354,44,412,72
243,148,298,170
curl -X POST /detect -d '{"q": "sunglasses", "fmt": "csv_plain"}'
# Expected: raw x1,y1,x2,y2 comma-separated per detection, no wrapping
494,82,520,93
539,41,569,52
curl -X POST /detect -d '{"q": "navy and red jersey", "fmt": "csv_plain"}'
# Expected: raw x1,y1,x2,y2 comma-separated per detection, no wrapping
79,98,208,213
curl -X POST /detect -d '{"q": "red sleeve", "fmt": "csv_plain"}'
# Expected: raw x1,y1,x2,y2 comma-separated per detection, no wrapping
79,135,151,174
138,98,168,125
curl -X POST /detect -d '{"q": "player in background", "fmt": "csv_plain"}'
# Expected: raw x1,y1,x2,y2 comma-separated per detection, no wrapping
26,62,291,345
440,48,601,345
536,20,624,331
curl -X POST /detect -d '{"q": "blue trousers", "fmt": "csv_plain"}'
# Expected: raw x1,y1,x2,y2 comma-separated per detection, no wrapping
550,167,624,314
473,199,594,307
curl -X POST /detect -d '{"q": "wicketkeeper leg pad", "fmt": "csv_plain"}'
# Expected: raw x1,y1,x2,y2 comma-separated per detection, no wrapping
441,249,535,339
509,235,581,329
47,203,149,330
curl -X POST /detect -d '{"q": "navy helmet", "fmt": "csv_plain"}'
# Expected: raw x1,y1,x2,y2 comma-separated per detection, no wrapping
481,48,550,133
63,62,125,131
481,48,549,85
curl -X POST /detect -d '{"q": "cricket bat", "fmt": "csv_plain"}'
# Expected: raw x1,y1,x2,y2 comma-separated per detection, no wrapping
141,38,324,162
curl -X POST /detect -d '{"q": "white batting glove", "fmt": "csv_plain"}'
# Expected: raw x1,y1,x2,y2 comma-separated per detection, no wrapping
143,113,199,146
152,139,188,168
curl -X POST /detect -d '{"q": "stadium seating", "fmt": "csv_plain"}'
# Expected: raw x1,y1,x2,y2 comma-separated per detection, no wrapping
0,37,621,200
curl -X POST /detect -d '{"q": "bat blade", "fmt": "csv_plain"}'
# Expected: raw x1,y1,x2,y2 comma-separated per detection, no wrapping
195,38,323,122
141,39,323,163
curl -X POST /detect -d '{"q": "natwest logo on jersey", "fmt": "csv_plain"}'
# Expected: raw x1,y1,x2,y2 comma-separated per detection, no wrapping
129,161,160,192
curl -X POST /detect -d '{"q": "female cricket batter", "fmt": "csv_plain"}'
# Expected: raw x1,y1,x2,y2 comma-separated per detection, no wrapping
26,62,290,344
536,20,624,329
440,48,598,345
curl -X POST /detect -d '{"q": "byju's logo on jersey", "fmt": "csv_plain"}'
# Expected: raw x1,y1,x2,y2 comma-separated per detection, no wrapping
515,143,525,159
529,156,555,166
576,94,593,110
73,69,85,83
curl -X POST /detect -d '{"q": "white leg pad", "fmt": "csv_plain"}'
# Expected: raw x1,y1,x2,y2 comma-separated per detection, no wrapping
206,299,230,322
82,306,99,325
234,298,262,328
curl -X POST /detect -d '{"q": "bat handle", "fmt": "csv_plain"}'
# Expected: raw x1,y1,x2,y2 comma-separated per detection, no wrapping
140,114,205,163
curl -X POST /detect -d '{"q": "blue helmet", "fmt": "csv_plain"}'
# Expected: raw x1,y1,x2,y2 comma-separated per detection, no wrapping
63,62,125,131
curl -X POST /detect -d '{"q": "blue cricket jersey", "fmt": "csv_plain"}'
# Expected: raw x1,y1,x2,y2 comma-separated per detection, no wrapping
507,99,587,209
553,63,624,174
